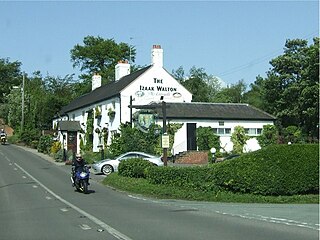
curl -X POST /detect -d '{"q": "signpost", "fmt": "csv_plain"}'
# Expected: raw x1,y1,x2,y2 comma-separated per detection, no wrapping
129,100,169,166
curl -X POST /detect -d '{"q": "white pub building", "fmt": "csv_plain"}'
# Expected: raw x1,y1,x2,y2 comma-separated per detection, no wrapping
53,45,275,157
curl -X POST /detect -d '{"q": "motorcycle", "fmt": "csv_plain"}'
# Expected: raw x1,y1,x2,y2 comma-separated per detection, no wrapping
71,165,91,194
1,135,6,145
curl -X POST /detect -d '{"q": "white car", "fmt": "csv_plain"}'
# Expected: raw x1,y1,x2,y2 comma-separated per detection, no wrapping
92,151,164,175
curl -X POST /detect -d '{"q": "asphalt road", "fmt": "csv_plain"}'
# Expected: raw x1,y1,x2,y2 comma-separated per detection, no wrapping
0,144,318,240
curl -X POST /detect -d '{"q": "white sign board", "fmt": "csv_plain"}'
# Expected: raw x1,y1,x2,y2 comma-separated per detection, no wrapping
161,134,170,148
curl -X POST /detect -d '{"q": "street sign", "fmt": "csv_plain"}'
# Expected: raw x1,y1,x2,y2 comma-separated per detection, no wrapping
161,134,170,148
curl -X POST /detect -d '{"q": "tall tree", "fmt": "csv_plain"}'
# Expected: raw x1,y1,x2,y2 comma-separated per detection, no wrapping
70,36,136,92
213,80,247,103
243,75,264,109
262,38,319,139
177,66,222,102
0,58,22,104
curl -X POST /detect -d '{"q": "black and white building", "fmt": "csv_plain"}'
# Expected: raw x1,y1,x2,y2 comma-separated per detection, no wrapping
53,45,276,156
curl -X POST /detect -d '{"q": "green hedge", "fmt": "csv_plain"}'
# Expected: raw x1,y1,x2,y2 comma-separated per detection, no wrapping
118,158,155,178
146,166,217,192
213,144,319,195
145,144,318,196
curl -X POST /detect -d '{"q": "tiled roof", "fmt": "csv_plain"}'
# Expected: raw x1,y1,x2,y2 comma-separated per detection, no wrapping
58,121,81,131
144,102,276,121
60,66,152,113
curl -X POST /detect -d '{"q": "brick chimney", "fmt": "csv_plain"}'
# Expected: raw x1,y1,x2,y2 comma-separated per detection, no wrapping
115,60,130,81
151,45,163,67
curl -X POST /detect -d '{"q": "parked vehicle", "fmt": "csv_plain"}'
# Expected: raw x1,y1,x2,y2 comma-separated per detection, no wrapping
71,165,91,194
222,154,240,161
92,151,164,175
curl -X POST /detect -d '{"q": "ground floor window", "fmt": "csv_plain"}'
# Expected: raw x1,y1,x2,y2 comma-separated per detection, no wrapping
244,128,262,136
213,128,231,135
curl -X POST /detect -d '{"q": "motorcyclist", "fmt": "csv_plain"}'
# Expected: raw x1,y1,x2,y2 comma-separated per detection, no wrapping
0,129,7,144
72,153,86,185
0,129,6,136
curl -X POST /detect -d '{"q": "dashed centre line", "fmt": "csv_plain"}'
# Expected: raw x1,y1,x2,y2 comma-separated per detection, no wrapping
13,162,133,240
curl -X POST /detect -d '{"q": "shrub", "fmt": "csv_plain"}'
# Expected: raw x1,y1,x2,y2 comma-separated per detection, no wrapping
257,124,278,147
37,135,53,154
146,166,216,192
213,144,319,195
81,151,101,164
118,158,155,178
50,141,61,154
54,148,64,162
20,128,41,146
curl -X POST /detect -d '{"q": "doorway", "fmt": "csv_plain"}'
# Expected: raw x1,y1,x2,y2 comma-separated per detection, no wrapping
67,131,78,154
187,123,197,150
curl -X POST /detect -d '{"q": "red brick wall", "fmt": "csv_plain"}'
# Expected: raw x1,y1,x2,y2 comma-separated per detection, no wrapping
175,151,208,164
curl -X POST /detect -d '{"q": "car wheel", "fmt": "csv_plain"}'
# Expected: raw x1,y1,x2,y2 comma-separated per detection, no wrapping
102,164,113,175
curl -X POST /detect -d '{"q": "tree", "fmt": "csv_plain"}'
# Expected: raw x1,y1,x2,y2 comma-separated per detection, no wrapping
171,66,185,83
231,126,249,154
243,75,265,109
257,124,278,147
70,36,136,89
177,66,222,102
0,58,22,104
213,80,247,103
0,58,22,124
262,38,319,139
196,126,220,151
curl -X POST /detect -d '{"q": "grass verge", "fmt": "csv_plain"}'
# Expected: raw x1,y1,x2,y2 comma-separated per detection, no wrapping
103,173,319,204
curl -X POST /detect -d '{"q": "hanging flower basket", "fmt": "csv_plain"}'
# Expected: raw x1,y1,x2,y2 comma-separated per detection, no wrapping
108,108,116,118
95,106,102,118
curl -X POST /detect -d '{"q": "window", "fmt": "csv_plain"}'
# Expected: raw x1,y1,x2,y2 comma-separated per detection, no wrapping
213,128,231,135
225,128,231,134
244,128,263,136
219,121,224,126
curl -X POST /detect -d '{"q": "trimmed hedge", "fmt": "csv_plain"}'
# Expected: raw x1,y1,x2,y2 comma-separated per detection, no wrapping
146,166,216,192
213,144,319,195
118,158,155,178
145,144,318,196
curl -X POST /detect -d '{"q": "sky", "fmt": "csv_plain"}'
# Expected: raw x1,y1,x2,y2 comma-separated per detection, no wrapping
0,1,318,86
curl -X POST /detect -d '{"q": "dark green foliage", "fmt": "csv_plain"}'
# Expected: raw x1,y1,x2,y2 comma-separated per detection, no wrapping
196,126,220,151
146,166,216,192
70,36,136,85
37,135,53,154
20,128,41,147
108,123,161,157
213,144,319,195
118,158,155,178
231,126,249,154
257,124,278,147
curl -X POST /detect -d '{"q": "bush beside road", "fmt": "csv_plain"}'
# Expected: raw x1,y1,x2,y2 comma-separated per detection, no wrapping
104,144,319,203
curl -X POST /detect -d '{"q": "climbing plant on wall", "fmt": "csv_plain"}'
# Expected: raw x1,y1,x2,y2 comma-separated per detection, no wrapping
85,110,94,151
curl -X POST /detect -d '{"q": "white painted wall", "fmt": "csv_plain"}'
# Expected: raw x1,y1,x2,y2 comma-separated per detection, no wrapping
165,119,273,154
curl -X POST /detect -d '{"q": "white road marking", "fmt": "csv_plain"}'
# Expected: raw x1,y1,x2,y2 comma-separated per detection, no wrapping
80,224,92,230
14,162,133,240
22,176,27,179
60,208,69,212
46,196,52,200
216,211,320,231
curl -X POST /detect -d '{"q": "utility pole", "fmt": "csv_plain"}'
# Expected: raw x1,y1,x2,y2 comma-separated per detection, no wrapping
130,95,133,127
21,73,25,133
162,101,168,166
